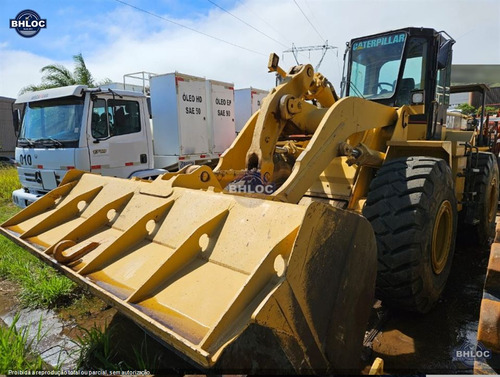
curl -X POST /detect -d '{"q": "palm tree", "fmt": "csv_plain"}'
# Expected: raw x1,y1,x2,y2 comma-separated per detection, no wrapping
20,53,110,94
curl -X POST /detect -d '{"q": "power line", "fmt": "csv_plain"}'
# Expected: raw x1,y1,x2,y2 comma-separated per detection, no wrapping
231,0,311,63
292,0,325,43
113,0,266,56
207,0,289,48
236,0,294,47
303,0,326,40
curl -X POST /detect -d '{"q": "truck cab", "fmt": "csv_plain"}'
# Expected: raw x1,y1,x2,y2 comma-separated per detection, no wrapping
13,85,153,207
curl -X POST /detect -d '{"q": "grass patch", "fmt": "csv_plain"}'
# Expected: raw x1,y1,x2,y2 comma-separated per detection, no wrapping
0,166,21,203
0,166,21,223
75,322,120,370
0,236,77,308
0,166,77,308
0,202,20,223
75,323,159,371
0,314,45,373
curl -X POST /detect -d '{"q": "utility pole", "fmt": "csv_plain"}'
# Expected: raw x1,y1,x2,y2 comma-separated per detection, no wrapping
283,42,337,72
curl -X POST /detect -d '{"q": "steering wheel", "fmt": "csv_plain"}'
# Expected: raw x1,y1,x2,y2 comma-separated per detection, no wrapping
377,82,394,92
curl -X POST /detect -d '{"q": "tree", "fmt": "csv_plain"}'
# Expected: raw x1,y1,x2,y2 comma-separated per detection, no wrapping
20,53,111,94
456,103,477,116
480,106,498,116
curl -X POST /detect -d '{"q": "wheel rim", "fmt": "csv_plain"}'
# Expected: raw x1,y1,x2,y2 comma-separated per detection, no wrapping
431,200,453,275
487,178,498,223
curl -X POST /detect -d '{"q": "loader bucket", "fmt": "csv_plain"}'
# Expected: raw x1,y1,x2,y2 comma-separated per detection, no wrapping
1,170,377,373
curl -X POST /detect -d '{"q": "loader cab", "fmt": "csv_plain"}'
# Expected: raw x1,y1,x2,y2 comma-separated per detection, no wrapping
344,27,455,140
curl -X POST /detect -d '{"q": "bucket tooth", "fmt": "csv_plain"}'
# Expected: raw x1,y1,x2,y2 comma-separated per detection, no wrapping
199,227,299,352
2,181,77,229
79,199,176,276
43,191,135,256
19,186,103,240
127,209,230,304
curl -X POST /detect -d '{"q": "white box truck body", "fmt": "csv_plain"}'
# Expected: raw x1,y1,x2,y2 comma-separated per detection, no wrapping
234,88,268,133
150,73,211,169
206,79,236,155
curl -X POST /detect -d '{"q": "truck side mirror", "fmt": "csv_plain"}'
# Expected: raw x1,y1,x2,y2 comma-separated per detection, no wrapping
437,39,453,69
12,108,21,136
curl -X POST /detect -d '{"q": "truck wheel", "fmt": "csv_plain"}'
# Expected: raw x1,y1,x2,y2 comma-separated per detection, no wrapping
471,152,499,246
362,157,457,313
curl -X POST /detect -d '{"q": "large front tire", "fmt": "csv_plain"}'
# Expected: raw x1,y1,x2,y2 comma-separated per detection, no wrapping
363,157,457,313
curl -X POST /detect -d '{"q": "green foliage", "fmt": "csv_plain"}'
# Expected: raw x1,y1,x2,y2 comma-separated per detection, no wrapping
484,106,498,115
131,335,159,372
455,103,499,117
0,167,77,308
20,53,111,94
0,314,45,373
73,53,94,87
75,323,159,371
75,323,120,370
18,267,76,308
0,202,20,223
41,64,76,87
0,236,76,308
0,167,21,204
456,103,477,116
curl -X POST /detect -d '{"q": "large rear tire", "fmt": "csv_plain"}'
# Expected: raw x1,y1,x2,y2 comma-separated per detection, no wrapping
363,157,457,313
471,152,499,246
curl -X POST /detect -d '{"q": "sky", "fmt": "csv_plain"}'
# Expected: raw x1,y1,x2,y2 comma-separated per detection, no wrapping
0,0,499,99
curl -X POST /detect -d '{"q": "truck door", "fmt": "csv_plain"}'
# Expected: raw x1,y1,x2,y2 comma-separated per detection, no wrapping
88,97,149,177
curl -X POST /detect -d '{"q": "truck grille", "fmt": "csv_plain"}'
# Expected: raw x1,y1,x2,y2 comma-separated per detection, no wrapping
23,171,61,185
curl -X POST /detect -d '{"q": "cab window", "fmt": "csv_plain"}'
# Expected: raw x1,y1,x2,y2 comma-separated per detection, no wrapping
109,99,141,136
91,99,110,138
348,32,407,99
395,37,428,106
91,98,141,138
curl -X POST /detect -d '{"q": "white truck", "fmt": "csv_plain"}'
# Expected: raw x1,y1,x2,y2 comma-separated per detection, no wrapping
12,72,238,208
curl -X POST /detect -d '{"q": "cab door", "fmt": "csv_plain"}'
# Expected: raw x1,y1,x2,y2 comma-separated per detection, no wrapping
88,97,149,177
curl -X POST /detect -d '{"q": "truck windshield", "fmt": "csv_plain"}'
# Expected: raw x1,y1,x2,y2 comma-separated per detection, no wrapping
19,97,84,147
348,32,407,99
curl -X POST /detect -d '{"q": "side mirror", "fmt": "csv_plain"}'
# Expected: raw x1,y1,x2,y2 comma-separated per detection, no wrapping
411,90,425,105
437,39,454,69
12,108,21,136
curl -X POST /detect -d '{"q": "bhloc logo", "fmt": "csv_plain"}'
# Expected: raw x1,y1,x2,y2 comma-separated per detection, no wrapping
453,341,491,367
10,10,47,38
225,169,275,195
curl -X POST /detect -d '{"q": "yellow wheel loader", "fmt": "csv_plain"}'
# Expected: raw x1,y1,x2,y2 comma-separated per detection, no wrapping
1,27,498,373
